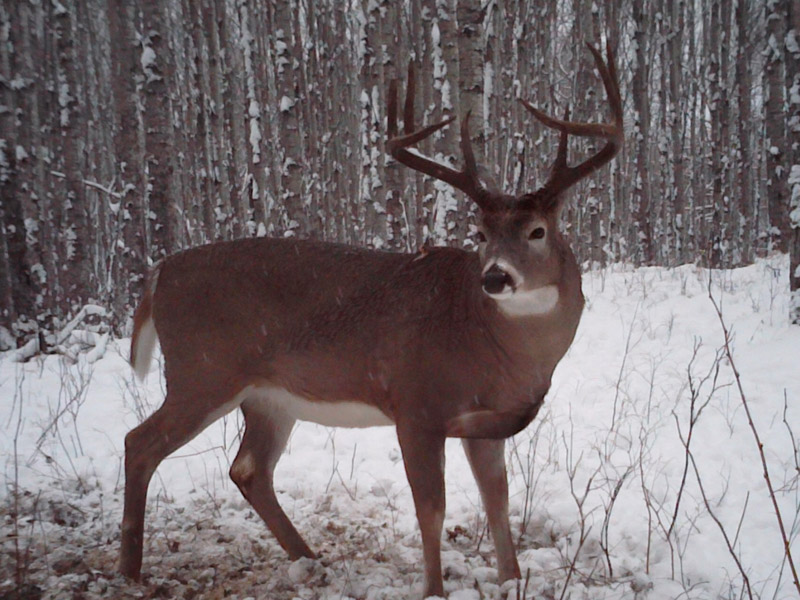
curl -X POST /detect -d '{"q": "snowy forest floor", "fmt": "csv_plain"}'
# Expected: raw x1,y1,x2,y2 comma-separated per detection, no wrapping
1,258,799,600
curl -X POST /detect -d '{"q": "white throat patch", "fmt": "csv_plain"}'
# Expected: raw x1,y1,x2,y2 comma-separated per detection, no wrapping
491,284,560,317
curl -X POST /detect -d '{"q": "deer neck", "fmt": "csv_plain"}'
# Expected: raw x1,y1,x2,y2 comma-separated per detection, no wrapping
481,252,584,381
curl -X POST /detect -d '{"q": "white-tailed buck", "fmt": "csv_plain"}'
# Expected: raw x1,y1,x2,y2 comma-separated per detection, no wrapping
120,43,622,597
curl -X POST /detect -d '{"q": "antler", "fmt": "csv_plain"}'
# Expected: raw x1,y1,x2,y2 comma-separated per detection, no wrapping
387,63,495,210
520,41,624,201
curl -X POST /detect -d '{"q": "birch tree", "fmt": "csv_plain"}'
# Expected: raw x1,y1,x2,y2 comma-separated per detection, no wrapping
766,0,789,252
632,0,653,264
141,0,178,257
427,0,462,245
358,0,386,247
108,0,146,319
736,0,754,264
273,0,306,238
787,0,800,323
454,0,483,244
1,2,41,333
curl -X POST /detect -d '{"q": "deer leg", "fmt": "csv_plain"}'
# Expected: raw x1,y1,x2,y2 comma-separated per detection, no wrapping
462,438,521,582
229,400,315,560
120,395,222,580
397,426,446,598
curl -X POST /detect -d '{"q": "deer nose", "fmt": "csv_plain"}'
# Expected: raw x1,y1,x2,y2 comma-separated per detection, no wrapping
482,264,513,295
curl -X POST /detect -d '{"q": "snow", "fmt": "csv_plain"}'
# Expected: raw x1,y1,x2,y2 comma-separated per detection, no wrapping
431,19,452,110
1,258,799,599
790,79,800,109
275,30,288,58
787,29,800,56
140,46,155,69
431,22,440,46
9,77,29,90
249,120,262,161
432,175,458,243
790,165,800,227
768,33,782,61
52,0,68,16
483,62,493,133
239,5,262,166
140,45,159,84
58,80,72,126
440,80,452,111
280,95,295,113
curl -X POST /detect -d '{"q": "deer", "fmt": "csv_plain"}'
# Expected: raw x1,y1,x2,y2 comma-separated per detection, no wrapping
119,42,622,598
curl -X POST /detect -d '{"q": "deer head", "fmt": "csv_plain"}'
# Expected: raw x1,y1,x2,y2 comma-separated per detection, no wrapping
388,42,623,317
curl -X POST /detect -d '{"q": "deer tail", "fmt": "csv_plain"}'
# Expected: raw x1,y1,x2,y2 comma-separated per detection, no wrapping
130,263,162,380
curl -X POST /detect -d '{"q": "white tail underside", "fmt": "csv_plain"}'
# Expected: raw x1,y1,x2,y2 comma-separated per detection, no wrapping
132,316,157,381
132,265,161,381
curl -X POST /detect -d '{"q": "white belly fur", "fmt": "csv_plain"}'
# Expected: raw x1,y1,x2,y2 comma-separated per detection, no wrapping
246,384,394,428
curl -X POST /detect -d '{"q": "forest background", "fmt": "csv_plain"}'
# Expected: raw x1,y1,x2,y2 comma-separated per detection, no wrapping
1,0,799,346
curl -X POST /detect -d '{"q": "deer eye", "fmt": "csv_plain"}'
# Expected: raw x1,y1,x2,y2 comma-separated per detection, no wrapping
476,231,487,243
529,227,546,240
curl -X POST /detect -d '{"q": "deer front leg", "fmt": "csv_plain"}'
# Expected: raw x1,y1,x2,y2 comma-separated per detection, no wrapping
462,438,521,582
396,425,446,598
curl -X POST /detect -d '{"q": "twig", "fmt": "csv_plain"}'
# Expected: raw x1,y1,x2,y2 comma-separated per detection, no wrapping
558,425,598,600
709,285,800,596
668,339,724,539
509,415,548,544
732,492,750,549
13,370,26,589
783,392,800,483
515,567,532,599
50,169,122,198
637,443,655,574
688,449,753,599
609,301,640,439
599,464,632,578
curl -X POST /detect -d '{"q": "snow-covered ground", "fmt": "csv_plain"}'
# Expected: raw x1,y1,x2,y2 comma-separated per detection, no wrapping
1,258,799,599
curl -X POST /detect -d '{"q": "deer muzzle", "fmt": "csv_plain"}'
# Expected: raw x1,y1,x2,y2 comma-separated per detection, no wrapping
482,263,514,295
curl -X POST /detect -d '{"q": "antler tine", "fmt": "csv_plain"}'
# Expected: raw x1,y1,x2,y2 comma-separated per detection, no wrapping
386,62,488,204
553,106,570,171
520,42,624,200
520,44,622,140
586,41,623,133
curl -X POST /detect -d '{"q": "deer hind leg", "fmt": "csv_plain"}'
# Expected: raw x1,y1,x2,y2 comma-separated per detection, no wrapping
462,438,521,582
229,399,315,560
397,425,446,598
120,389,233,580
